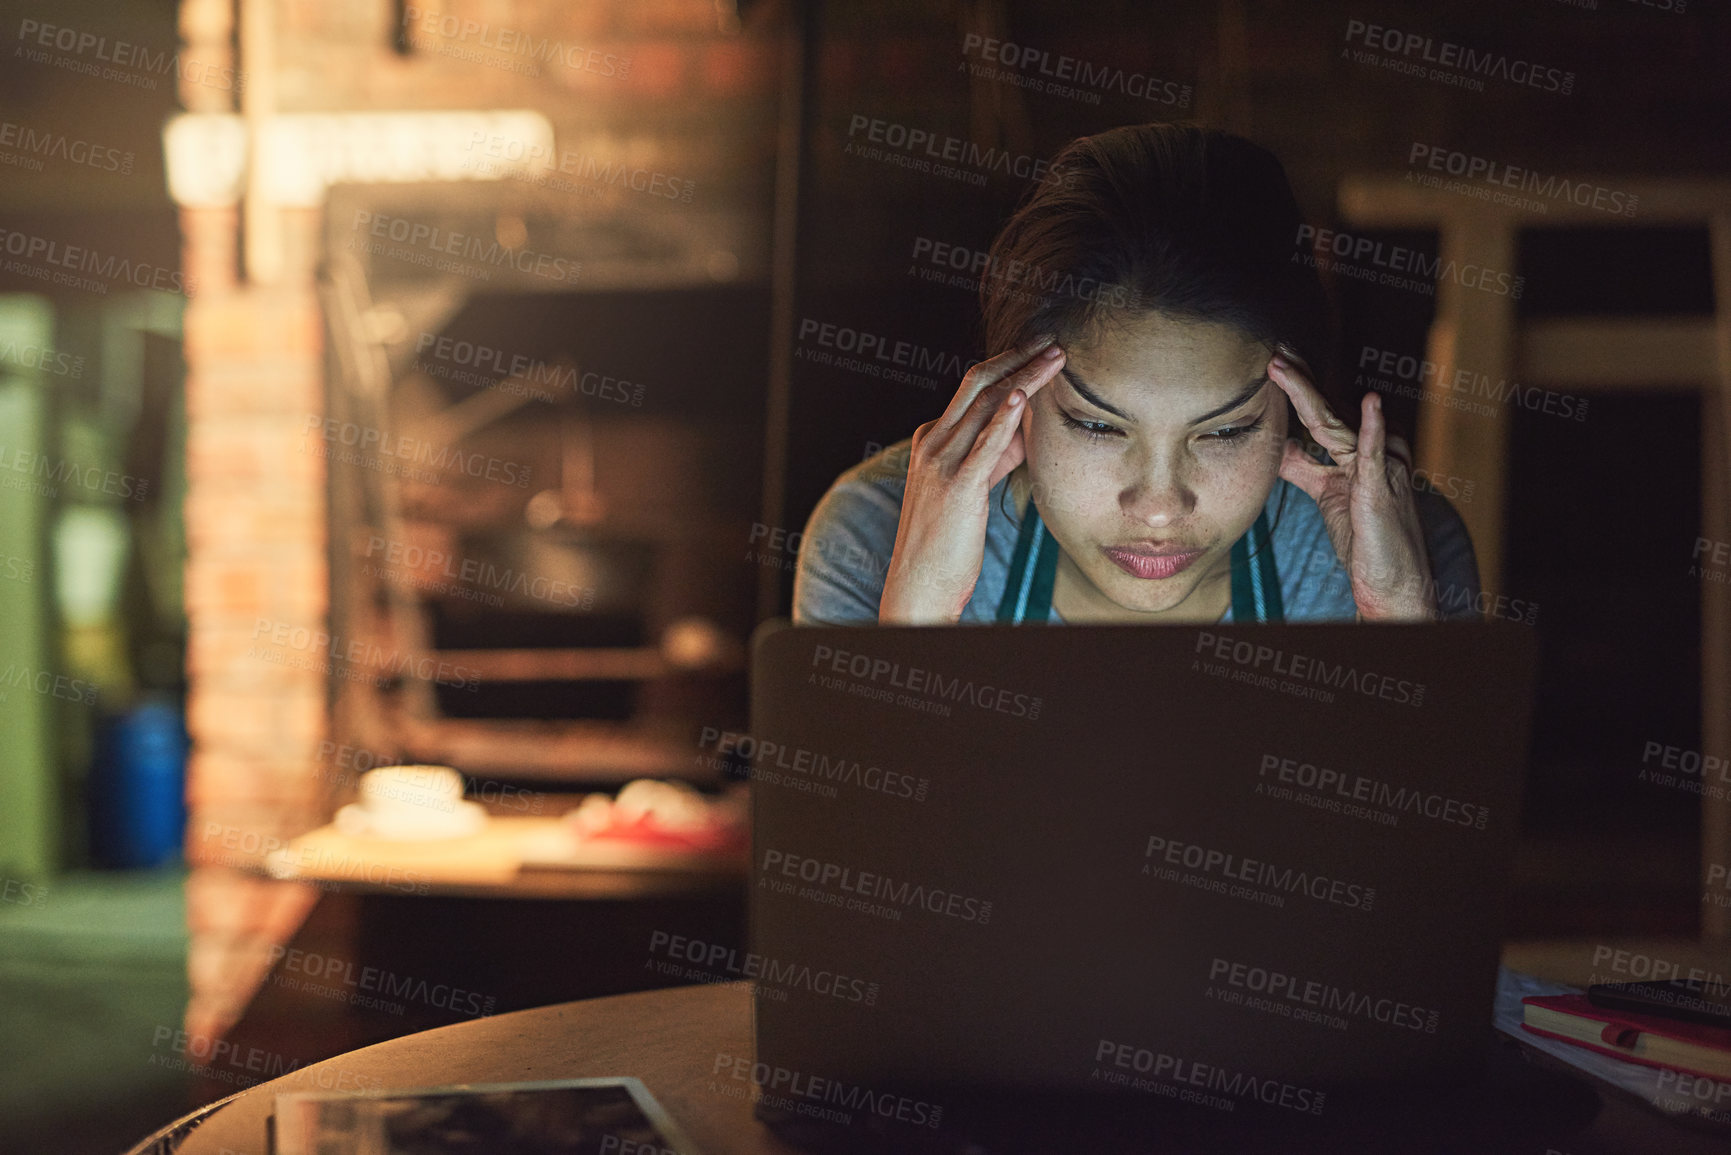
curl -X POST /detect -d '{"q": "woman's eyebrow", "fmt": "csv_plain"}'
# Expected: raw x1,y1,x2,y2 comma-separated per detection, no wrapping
1189,376,1270,427
1060,369,1270,427
1059,368,1136,422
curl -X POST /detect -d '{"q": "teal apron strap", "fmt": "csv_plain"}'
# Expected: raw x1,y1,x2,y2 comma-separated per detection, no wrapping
995,500,1060,623
1229,510,1285,623
997,503,1283,624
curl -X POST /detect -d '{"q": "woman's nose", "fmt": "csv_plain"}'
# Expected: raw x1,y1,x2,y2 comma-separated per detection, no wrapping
1119,463,1197,527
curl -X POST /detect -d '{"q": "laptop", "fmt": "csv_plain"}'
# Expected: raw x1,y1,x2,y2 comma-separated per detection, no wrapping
744,619,1539,1142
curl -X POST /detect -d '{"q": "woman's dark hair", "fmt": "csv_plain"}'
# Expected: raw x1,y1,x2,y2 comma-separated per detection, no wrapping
980,122,1331,384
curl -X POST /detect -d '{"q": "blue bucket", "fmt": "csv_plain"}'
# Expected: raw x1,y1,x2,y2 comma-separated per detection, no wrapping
89,698,187,869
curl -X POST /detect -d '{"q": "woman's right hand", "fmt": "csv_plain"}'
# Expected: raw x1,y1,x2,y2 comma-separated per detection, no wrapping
879,334,1067,624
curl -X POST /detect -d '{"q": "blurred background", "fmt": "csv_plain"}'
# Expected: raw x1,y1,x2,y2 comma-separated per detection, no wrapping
0,0,1726,1150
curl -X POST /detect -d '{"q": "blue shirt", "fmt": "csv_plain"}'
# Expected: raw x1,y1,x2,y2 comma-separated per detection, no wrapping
792,438,1483,625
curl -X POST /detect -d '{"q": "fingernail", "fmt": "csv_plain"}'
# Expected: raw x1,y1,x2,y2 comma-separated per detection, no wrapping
1039,344,1064,360
1007,389,1024,407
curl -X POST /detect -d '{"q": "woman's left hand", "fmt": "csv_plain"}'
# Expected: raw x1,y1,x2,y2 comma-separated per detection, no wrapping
1268,352,1438,622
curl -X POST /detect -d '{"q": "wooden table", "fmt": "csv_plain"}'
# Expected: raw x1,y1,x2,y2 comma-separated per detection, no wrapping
177,982,799,1155
173,982,1731,1155
192,868,745,1105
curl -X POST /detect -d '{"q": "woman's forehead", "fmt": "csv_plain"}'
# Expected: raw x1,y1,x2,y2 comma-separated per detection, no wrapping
1062,312,1269,401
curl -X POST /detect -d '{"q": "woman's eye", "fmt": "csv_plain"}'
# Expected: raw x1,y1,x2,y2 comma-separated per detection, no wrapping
1060,412,1119,439
1204,419,1264,442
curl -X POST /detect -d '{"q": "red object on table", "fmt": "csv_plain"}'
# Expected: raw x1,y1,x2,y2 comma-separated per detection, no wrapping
1521,993,1731,1082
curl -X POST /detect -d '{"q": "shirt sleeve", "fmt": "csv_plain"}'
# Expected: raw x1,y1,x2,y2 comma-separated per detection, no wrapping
1412,488,1483,621
790,455,908,626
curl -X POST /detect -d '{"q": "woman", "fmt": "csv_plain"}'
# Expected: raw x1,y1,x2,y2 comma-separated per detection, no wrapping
794,122,1478,626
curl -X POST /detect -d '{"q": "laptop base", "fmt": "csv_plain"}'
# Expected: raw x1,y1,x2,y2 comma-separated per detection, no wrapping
753,1040,1600,1155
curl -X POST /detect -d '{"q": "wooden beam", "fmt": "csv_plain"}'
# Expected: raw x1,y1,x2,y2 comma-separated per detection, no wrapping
420,647,742,682
1419,213,1517,598
397,718,713,783
1342,176,1731,228
1517,318,1717,390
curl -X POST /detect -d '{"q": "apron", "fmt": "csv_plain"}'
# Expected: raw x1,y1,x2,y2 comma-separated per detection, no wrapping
994,502,1284,624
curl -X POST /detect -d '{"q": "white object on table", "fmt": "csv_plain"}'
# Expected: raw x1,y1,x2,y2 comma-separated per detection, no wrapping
333,764,487,841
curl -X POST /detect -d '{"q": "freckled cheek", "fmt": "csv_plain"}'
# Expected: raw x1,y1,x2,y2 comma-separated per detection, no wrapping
1022,415,1111,520
1108,447,1274,539
1195,440,1282,526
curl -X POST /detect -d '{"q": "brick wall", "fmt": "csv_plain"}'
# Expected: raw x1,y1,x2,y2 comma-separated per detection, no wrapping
173,0,773,1052
180,205,327,1045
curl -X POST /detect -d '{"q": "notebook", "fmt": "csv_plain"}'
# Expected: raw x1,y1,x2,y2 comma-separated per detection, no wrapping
1523,993,1731,1082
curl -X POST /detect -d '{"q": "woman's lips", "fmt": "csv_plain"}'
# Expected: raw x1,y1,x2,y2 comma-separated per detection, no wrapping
1101,545,1204,580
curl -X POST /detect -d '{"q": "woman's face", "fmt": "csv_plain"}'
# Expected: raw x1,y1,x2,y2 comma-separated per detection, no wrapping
1020,310,1287,614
